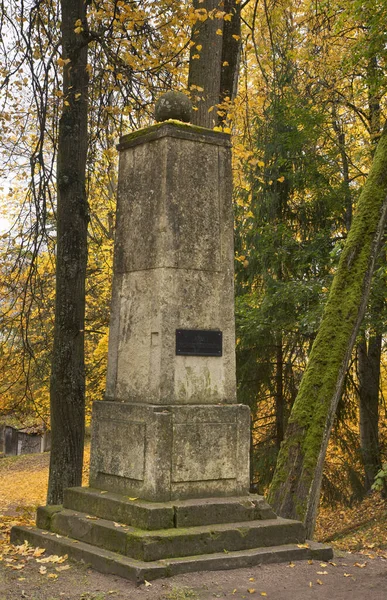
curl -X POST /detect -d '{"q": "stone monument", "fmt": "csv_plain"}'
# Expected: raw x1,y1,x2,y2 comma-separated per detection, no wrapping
12,92,332,582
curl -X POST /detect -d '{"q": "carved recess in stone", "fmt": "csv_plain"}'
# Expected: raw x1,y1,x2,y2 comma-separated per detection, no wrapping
171,422,237,482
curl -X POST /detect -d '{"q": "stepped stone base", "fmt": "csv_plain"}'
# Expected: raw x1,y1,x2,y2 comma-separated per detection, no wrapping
11,487,333,583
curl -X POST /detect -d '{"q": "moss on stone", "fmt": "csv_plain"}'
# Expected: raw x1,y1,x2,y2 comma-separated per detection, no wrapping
118,119,229,147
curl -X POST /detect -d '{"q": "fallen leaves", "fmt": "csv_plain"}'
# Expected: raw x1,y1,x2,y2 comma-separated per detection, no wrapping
316,494,387,557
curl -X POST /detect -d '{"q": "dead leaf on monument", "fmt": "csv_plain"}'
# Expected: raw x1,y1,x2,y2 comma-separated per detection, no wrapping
354,562,366,568
247,588,256,594
316,579,323,585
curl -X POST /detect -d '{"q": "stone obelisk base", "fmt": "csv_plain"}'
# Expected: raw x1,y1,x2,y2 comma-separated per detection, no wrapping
11,486,332,584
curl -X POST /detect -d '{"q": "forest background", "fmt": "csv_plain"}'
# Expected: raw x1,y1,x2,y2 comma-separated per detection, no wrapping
0,0,386,538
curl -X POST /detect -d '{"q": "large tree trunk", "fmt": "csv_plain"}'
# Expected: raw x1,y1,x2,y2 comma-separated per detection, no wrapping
357,55,383,494
358,333,382,491
188,0,241,128
267,126,387,537
47,0,89,504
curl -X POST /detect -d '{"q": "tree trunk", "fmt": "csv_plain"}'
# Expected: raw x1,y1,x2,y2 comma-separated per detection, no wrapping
267,126,387,537
356,55,383,494
358,333,382,491
47,0,89,504
275,337,285,448
219,0,242,111
188,0,241,128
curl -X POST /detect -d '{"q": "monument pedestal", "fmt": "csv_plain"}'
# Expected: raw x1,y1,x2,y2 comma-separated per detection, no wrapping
13,487,332,584
11,117,332,581
89,401,250,501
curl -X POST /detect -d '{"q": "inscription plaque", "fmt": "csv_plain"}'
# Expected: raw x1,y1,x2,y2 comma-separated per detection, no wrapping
176,329,222,357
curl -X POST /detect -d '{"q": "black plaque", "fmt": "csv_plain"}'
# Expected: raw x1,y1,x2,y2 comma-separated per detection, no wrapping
176,329,222,357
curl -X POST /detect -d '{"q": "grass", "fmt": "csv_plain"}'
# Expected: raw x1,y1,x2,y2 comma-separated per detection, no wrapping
163,587,198,600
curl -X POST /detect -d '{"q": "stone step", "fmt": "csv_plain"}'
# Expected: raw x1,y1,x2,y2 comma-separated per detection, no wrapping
11,524,333,584
63,487,276,530
37,507,306,561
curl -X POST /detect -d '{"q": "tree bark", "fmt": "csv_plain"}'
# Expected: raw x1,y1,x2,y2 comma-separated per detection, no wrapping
219,0,242,109
267,126,387,537
275,337,285,448
358,333,382,491
356,55,383,494
188,0,241,128
47,0,89,504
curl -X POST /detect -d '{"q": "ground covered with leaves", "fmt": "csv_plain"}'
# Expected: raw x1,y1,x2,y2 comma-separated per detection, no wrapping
0,451,386,599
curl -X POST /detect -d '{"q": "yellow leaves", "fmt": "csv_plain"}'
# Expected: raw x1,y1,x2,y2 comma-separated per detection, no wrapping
196,44,202,51
36,554,68,564
213,125,231,134
247,589,256,594
232,34,241,41
56,564,71,572
74,18,83,33
316,579,323,585
248,158,265,168
223,61,229,67
57,58,71,68
277,176,285,183
192,54,200,60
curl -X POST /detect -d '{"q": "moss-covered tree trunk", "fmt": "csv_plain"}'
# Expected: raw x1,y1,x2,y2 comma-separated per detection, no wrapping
267,126,387,537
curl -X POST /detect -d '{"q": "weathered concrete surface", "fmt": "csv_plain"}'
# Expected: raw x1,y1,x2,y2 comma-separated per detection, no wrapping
63,487,276,529
105,122,236,407
89,402,250,501
11,524,333,584
44,509,306,562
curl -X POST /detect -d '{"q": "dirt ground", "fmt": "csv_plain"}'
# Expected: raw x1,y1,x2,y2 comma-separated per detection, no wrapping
0,548,386,600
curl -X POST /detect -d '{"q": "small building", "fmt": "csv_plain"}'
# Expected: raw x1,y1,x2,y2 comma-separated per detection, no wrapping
0,425,50,456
